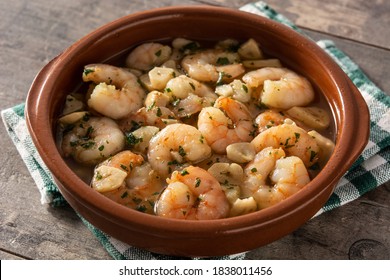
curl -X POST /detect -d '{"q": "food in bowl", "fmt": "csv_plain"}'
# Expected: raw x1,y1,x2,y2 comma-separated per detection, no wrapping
57,37,335,220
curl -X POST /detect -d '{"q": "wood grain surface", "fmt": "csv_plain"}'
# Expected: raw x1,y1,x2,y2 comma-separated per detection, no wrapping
0,0,389,260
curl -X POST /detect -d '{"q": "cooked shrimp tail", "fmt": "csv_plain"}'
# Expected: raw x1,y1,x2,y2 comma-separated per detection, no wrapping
83,64,145,119
155,166,230,219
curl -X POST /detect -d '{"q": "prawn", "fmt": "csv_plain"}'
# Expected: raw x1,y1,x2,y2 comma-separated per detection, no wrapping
165,75,217,117
126,42,172,71
242,147,311,209
91,151,164,214
242,67,315,109
155,166,230,219
147,123,212,177
251,123,319,167
255,109,286,133
118,105,178,131
181,49,244,83
144,90,170,108
82,64,145,119
197,97,254,154
61,116,125,165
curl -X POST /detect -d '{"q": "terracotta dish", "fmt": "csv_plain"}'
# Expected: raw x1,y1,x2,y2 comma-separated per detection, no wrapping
25,6,369,257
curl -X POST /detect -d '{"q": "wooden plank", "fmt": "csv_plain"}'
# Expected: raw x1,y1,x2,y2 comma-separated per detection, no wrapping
0,0,203,109
0,250,25,260
201,0,390,49
0,0,389,260
0,139,112,259
247,183,390,259
304,30,390,94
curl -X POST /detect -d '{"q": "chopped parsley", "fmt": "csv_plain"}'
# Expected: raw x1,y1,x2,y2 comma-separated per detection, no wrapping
257,102,269,110
125,132,142,147
171,97,180,107
95,171,103,181
310,150,318,162
249,128,257,137
195,177,201,188
216,71,232,86
222,179,229,185
216,57,230,66
80,141,95,149
167,159,179,166
132,197,142,204
147,101,155,111
180,41,200,53
156,107,162,117
178,146,186,157
242,84,248,93
81,126,94,141
136,205,147,213
129,120,141,131
180,169,189,176
120,191,128,199
63,124,75,135
83,68,94,76
309,162,320,170
82,113,90,122
70,140,79,147
284,137,294,149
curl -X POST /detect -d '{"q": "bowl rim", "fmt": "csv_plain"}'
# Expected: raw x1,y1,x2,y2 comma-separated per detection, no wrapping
26,5,370,236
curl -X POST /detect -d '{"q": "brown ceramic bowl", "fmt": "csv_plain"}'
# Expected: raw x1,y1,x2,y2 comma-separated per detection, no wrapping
25,6,369,257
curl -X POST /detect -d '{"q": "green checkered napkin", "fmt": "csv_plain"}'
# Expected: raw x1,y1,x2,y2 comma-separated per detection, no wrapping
2,1,389,259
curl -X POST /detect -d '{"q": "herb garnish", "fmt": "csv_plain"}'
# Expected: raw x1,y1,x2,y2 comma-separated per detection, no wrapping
216,57,230,66
125,132,142,147
195,177,201,188
178,146,186,157
83,68,94,76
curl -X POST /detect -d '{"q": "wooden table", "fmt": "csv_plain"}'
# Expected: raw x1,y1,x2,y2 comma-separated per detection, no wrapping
1,0,389,260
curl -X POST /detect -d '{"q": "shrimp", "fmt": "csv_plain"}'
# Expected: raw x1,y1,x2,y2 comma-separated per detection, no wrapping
251,123,319,167
255,109,286,133
165,75,217,117
82,64,145,119
91,151,164,214
61,116,125,165
126,42,172,71
181,49,244,83
91,150,144,192
198,97,254,154
147,123,212,177
155,166,230,219
242,67,315,109
242,147,310,209
118,105,178,131
242,147,286,198
144,90,170,108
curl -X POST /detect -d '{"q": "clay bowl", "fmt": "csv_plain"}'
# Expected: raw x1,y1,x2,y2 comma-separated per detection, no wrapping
25,6,369,257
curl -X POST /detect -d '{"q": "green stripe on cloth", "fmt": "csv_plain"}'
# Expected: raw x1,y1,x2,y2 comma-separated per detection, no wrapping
2,1,390,259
